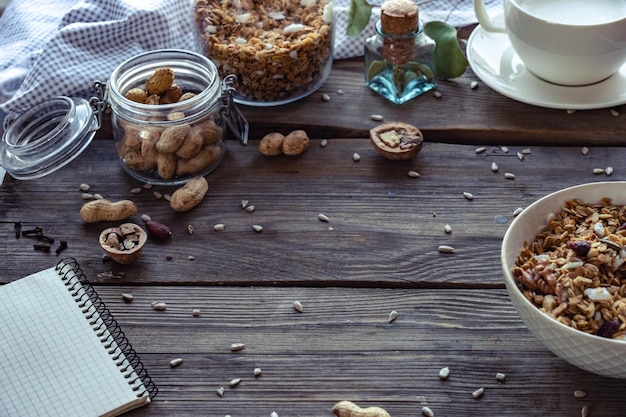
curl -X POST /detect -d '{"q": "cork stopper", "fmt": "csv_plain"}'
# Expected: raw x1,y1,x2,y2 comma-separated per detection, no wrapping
380,0,419,36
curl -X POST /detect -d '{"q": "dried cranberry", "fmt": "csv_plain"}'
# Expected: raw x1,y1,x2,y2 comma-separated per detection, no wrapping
568,240,590,257
597,319,620,338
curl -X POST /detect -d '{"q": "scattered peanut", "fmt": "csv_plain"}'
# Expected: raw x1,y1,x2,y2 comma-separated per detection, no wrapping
332,401,391,417
80,199,137,223
170,176,209,212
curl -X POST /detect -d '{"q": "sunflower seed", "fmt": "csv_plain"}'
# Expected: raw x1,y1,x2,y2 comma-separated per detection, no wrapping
438,245,455,253
504,172,515,179
500,146,509,153
491,162,499,172
605,166,614,176
252,225,264,233
472,387,485,399
352,153,361,162
495,372,506,381
574,390,587,398
513,207,524,216
82,193,94,200
143,183,153,189
318,213,329,222
254,367,262,377
130,187,142,194
463,192,474,200
408,170,421,178
217,387,225,397
79,183,90,191
370,114,384,121
153,191,163,199
293,300,303,312
581,146,589,155
214,223,225,231
241,199,249,208
230,343,245,351
432,91,442,98
321,138,328,147
521,148,531,154
141,213,152,222
151,302,167,311
422,406,434,417
439,367,450,380
246,205,255,213
192,309,201,316
517,152,524,161
230,378,241,387
475,146,486,154
593,168,605,174
610,108,620,117
581,405,588,417
470,81,479,89
169,358,183,367
567,109,576,114
122,293,134,302
388,310,398,323
444,224,452,234
321,93,330,102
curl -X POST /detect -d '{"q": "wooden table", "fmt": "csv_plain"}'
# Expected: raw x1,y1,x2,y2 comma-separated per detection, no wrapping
2,31,626,416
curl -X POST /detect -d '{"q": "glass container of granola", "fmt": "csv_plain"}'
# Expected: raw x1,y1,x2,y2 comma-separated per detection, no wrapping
194,0,334,106
106,49,248,186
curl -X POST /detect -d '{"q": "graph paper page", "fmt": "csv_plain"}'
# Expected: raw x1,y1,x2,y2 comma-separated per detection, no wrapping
0,266,147,417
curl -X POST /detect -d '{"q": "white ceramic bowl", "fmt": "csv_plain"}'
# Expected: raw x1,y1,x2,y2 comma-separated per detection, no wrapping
501,182,626,379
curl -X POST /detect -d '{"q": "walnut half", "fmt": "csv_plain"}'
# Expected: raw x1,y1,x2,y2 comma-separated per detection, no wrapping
370,121,423,160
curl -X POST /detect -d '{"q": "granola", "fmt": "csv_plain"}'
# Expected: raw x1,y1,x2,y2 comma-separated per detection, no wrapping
513,198,626,340
194,0,333,103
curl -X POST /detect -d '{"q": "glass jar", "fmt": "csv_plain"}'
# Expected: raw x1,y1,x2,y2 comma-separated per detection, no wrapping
364,5,436,104
193,0,334,106
106,49,248,185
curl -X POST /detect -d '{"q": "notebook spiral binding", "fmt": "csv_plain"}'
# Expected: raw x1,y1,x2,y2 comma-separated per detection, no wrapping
55,257,158,400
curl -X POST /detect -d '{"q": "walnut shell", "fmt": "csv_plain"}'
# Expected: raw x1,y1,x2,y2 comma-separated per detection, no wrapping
370,121,423,160
99,223,147,264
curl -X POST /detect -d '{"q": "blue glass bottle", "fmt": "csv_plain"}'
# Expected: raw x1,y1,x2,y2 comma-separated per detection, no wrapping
364,0,436,104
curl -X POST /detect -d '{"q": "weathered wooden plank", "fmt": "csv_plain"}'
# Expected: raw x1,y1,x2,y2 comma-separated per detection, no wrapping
2,139,625,286
86,286,626,417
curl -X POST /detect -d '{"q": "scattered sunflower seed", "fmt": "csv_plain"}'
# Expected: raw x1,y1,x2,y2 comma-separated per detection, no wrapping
192,309,201,317
93,193,104,200
321,93,330,102
439,366,450,380
241,199,249,208
141,213,152,222
163,193,171,202
574,390,587,398
143,183,153,189
513,207,524,216
470,81,479,89
593,168,605,175
605,166,614,176
246,205,255,213
130,187,142,194
82,193,94,200
370,114,384,121
521,148,531,154
581,405,588,417
422,406,435,417
500,146,509,153
254,367,262,377
318,213,329,222
581,146,589,155
188,255,195,261
444,224,452,234
293,300,303,312
495,372,506,381
432,90,442,99
153,191,163,199
336,89,345,95
567,109,576,114
214,223,225,231
491,162,499,172
79,183,90,192
352,152,361,162
472,387,485,399
230,343,245,351
252,224,264,233
408,170,421,178
169,358,183,368
151,302,167,311
321,138,328,147
122,293,134,302
230,378,241,387
475,146,486,154
610,108,620,117
388,310,398,323
438,245,455,253
504,172,516,180
187,225,194,234
271,412,279,417
217,387,225,397
463,192,474,200
517,152,524,161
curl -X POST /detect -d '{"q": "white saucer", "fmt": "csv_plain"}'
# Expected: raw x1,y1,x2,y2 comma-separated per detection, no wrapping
466,18,626,110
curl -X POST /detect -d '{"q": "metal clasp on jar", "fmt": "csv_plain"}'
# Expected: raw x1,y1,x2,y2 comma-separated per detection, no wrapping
220,74,249,146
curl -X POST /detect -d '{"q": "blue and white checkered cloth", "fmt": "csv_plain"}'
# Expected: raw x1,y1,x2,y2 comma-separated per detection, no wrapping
0,0,502,115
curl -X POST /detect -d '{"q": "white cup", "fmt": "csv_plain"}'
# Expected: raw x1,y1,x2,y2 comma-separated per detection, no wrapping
473,0,626,86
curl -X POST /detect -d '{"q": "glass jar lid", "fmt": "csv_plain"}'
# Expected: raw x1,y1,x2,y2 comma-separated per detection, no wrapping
0,95,103,180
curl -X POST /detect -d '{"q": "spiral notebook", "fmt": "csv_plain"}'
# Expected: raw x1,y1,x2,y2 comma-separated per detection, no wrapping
0,258,157,417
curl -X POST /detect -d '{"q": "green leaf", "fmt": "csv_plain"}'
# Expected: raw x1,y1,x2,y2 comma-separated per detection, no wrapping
347,0,373,38
424,21,469,79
